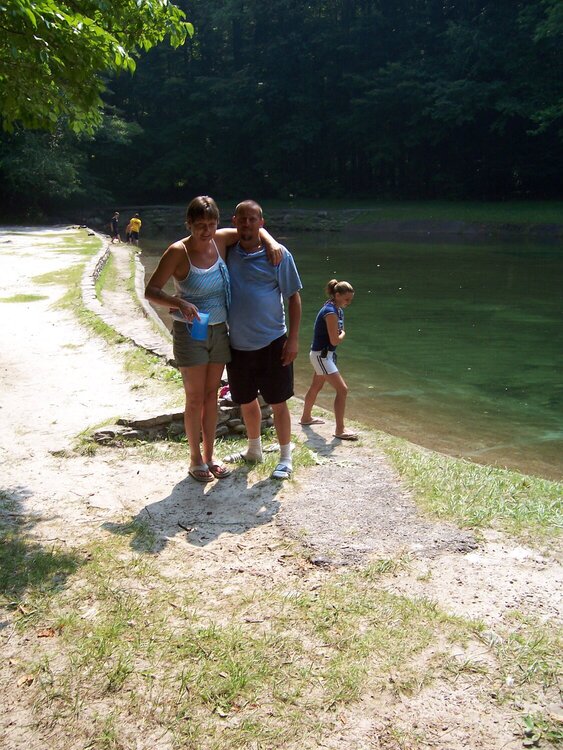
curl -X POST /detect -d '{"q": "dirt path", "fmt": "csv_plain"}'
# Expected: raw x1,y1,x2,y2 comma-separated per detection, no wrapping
0,228,560,750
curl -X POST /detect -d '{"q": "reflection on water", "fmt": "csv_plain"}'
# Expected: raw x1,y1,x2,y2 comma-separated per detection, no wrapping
139,232,563,479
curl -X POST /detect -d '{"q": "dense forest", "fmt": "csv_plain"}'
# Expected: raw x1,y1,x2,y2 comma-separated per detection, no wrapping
1,0,562,214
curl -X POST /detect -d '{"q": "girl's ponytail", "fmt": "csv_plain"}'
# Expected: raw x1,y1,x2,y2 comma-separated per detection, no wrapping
326,279,354,298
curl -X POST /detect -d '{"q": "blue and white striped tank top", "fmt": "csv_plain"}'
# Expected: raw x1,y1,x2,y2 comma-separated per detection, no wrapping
171,241,231,325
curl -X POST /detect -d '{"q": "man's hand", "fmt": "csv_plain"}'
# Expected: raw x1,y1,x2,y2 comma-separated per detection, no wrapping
281,336,299,365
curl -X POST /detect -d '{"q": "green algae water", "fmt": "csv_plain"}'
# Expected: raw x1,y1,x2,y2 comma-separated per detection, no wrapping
139,233,562,479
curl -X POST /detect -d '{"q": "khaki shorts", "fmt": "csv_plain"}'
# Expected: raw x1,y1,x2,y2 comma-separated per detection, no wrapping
172,321,231,368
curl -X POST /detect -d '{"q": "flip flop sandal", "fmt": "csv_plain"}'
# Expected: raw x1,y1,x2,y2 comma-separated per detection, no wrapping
207,462,232,479
189,463,213,482
271,463,292,480
333,432,359,441
299,417,325,425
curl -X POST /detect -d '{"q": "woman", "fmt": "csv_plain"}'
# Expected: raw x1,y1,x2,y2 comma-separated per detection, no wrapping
299,278,358,440
145,196,281,482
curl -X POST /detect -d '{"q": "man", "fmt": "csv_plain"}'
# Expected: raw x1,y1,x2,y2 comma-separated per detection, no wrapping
128,213,142,246
110,211,120,243
226,200,302,480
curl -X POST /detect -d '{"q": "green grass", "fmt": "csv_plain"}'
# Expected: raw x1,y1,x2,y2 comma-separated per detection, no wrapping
32,235,180,399
0,531,84,618
348,200,563,225
4,521,559,748
33,265,81,288
256,199,563,225
0,293,48,302
95,250,118,299
380,435,562,544
55,234,102,256
2,527,475,749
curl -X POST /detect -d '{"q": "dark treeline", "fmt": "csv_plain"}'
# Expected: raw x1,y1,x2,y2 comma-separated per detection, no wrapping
1,0,562,214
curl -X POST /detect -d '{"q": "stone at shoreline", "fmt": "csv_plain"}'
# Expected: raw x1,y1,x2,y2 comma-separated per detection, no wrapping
92,400,273,445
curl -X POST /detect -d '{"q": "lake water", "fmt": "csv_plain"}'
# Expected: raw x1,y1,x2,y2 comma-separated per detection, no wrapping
138,232,562,480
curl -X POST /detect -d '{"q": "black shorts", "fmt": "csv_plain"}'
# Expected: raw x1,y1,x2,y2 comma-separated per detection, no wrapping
227,334,294,405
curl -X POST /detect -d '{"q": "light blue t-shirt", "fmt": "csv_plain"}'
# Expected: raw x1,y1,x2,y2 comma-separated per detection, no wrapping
227,243,302,351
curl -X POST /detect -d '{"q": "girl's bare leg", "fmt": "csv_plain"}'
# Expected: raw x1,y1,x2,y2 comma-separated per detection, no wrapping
325,371,349,435
300,373,326,423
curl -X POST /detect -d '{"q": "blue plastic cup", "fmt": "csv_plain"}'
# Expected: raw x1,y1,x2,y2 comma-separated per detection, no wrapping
188,312,210,341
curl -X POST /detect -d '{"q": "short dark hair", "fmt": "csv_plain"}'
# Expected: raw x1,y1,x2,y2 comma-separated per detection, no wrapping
234,200,263,219
186,196,220,224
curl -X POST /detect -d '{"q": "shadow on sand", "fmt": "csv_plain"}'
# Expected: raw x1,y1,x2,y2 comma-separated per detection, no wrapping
103,466,284,553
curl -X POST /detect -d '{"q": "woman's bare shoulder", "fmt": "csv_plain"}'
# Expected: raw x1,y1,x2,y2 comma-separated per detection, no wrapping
167,236,189,254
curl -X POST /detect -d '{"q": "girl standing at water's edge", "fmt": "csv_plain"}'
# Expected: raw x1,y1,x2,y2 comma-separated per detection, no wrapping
300,279,358,440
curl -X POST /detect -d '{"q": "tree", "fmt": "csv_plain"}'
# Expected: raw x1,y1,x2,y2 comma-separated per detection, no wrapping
0,0,193,133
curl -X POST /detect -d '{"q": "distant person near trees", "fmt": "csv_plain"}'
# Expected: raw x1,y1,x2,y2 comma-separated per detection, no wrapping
300,279,358,440
128,213,142,246
144,196,282,483
109,212,121,243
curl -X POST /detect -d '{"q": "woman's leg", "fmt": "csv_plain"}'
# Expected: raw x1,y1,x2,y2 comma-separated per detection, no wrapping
201,362,225,465
325,372,349,435
180,365,209,473
300,373,326,423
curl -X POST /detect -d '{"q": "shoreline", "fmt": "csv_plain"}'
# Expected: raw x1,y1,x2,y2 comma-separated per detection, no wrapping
37,203,563,239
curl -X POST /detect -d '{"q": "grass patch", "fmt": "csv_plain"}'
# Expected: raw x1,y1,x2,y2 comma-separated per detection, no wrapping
0,293,48,302
128,253,138,296
491,612,561,698
521,713,563,747
33,265,80,288
483,612,562,747
34,254,130,346
345,200,563,226
123,347,182,390
7,527,478,749
4,520,559,748
95,250,118,298
55,233,101,256
0,532,84,622
257,199,563,225
380,435,562,544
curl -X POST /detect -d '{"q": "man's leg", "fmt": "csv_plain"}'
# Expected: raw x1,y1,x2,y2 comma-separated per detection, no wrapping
270,401,293,479
232,398,263,461
226,349,263,463
271,401,291,446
